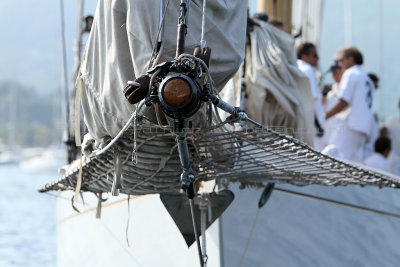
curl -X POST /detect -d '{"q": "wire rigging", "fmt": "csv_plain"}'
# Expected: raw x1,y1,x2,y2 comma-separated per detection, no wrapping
275,187,400,220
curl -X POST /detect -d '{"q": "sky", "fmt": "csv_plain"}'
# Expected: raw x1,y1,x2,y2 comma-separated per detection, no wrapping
0,0,97,94
0,0,399,120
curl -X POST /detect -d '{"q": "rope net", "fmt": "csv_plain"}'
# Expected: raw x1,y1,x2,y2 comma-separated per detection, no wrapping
39,116,400,195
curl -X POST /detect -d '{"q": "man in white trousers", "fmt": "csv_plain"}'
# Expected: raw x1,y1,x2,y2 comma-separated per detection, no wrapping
326,46,374,163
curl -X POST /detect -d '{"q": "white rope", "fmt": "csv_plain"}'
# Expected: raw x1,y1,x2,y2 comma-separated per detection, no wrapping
72,156,83,203
74,78,83,146
94,99,150,158
95,192,102,219
200,0,207,52
94,113,136,157
132,105,138,165
200,194,210,266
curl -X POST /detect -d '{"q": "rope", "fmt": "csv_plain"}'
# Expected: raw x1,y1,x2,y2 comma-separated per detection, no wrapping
99,220,143,266
130,143,178,190
94,112,136,157
96,192,102,219
149,0,171,69
200,195,210,266
189,197,205,267
71,192,85,213
126,195,131,247
275,187,400,220
72,156,83,203
200,0,207,52
132,105,138,165
74,78,83,146
238,208,261,267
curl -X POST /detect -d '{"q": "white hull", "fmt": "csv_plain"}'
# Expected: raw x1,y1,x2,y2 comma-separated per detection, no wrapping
57,192,221,267
57,183,400,267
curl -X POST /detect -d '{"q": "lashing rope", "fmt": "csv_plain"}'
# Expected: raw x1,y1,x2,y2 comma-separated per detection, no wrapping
126,195,131,247
199,194,212,266
200,0,207,52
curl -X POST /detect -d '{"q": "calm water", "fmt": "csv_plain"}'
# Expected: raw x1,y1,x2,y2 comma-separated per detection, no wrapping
0,165,57,267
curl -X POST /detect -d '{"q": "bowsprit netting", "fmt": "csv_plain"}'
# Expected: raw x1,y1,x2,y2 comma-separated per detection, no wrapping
39,114,400,195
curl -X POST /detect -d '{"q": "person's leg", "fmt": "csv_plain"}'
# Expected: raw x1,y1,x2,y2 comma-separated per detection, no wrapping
330,126,366,163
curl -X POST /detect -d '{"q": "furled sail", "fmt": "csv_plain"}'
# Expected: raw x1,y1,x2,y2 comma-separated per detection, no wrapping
78,0,247,143
221,19,315,145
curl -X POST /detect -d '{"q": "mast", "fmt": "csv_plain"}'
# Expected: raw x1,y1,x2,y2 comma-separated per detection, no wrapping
257,0,292,33
63,0,86,163
59,0,70,146
72,0,85,85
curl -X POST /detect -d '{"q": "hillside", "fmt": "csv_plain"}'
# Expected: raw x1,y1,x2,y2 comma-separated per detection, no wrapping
0,81,63,147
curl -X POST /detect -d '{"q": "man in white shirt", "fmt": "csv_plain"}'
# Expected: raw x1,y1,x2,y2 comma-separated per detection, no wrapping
363,136,391,172
326,46,374,163
297,42,325,151
381,99,400,175
322,60,344,149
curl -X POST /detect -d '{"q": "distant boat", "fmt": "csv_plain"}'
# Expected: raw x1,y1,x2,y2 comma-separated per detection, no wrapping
0,149,20,165
19,147,66,174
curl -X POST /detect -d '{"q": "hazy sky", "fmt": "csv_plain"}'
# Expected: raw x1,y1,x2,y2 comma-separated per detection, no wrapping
0,0,398,120
0,0,97,94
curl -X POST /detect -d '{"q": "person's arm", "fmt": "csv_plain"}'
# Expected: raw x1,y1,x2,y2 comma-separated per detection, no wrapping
326,98,348,119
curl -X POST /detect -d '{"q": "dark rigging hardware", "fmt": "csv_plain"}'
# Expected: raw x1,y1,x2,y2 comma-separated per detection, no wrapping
122,0,243,264
258,182,275,208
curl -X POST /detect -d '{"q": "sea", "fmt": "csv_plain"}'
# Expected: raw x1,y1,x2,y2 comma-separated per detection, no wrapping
0,165,57,267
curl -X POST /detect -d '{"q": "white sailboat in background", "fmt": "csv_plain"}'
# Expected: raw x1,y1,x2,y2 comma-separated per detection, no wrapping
42,1,400,267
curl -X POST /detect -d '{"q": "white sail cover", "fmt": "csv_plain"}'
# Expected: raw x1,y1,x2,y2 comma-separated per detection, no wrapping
221,21,315,145
77,0,247,143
